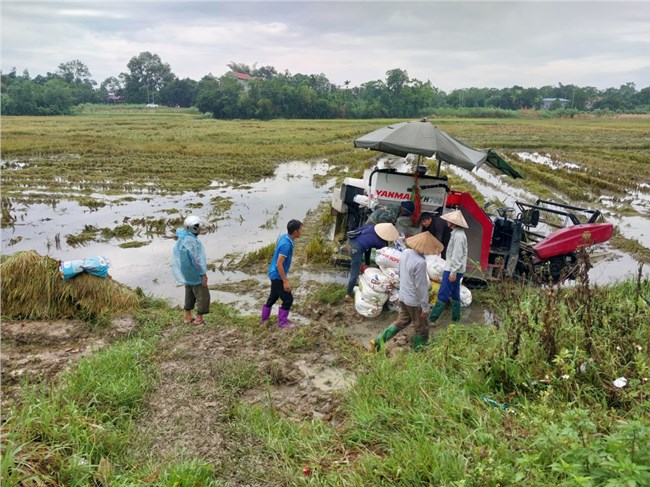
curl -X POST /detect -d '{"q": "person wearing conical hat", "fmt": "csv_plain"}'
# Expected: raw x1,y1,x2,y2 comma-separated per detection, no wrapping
345,222,399,302
371,231,444,352
428,209,469,324
420,209,452,260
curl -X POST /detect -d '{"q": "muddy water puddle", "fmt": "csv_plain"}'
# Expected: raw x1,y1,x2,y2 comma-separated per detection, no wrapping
2,161,339,309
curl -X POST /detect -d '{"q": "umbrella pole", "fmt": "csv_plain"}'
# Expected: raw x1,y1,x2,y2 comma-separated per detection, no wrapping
436,158,442,177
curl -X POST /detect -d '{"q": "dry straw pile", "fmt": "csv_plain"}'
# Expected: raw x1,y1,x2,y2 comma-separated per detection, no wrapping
1,251,139,320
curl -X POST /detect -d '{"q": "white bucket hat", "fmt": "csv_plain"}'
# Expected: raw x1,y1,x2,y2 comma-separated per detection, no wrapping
374,222,399,242
405,232,444,255
440,210,468,228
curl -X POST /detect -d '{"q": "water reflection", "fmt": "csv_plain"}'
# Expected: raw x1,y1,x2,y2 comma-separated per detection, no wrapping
1,161,339,307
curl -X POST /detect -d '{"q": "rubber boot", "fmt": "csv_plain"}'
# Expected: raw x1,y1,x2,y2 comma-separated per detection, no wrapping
277,308,295,329
451,300,462,322
370,325,399,351
260,305,272,324
428,300,447,323
413,335,428,352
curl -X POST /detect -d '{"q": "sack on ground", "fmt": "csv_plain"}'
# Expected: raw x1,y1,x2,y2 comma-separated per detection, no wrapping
381,267,401,288
361,267,391,293
354,286,383,318
426,255,446,282
358,278,389,306
460,284,472,307
375,247,402,270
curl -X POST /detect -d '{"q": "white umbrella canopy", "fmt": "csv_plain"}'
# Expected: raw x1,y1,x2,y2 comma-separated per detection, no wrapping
354,119,522,178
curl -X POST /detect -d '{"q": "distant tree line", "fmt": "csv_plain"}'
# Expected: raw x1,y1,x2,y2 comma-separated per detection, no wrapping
2,52,649,117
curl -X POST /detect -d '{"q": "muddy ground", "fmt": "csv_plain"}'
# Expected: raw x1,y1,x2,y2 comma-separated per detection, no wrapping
1,316,138,409
0,292,480,484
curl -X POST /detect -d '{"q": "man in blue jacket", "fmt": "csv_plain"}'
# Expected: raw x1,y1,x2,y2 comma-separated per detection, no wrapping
172,215,209,325
261,219,303,328
345,222,399,302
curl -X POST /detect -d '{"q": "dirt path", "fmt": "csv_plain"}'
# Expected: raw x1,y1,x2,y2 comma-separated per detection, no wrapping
0,297,485,484
132,316,359,484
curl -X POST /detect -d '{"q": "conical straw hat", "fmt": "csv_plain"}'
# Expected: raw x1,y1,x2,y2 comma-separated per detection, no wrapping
374,222,399,242
405,232,444,255
440,209,468,228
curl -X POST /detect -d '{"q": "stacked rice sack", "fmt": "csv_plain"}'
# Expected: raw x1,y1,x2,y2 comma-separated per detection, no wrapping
353,246,403,317
425,255,473,307
353,238,474,317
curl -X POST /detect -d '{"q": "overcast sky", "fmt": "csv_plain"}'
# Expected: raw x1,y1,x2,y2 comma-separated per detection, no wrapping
2,1,649,91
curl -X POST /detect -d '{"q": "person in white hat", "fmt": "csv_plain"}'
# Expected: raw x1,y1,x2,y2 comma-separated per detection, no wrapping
345,222,399,302
371,232,443,352
428,209,469,323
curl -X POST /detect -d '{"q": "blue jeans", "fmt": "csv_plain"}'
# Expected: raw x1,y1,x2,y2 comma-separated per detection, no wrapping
437,270,463,303
346,243,368,296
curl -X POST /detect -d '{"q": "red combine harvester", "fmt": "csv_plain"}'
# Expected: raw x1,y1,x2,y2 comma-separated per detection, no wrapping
332,120,614,286
331,166,613,286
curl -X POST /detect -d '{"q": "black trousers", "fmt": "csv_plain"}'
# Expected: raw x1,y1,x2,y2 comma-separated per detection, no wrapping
265,279,293,310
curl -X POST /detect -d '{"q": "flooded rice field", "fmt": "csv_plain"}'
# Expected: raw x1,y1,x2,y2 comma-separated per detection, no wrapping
2,161,347,312
2,155,649,318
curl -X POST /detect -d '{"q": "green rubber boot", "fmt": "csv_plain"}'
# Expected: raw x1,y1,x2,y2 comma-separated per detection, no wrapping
452,300,462,322
413,335,428,352
370,325,399,351
428,300,447,323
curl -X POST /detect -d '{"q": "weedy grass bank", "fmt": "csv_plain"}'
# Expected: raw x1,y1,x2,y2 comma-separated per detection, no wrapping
235,272,649,485
2,269,648,485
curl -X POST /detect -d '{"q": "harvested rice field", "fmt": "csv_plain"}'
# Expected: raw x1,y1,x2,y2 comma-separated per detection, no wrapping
1,108,649,485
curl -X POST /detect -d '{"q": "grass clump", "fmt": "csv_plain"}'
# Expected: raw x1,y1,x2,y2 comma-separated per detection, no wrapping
2,337,156,485
310,282,347,305
237,242,276,269
0,250,139,321
118,240,150,249
304,234,335,264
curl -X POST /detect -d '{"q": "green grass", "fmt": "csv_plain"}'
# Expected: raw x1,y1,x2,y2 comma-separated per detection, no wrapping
2,275,648,485
234,278,650,485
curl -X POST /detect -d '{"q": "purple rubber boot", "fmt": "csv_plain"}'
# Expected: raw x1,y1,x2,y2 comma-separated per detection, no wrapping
261,305,272,324
277,308,295,328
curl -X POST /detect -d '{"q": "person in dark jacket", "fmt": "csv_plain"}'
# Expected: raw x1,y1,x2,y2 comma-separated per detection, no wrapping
345,222,399,302
420,210,451,259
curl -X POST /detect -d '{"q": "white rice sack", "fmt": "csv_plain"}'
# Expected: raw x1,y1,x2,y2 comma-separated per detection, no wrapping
393,237,407,252
354,287,384,318
382,268,401,288
426,255,446,282
361,267,391,293
388,288,400,303
358,278,389,306
375,247,402,270
460,285,473,307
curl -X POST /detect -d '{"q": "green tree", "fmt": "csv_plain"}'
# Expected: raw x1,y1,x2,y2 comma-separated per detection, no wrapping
38,78,74,114
123,52,174,104
385,68,409,94
158,77,198,107
2,77,38,115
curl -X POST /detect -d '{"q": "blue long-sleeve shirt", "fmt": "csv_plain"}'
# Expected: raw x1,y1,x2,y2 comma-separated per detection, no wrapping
350,225,387,252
